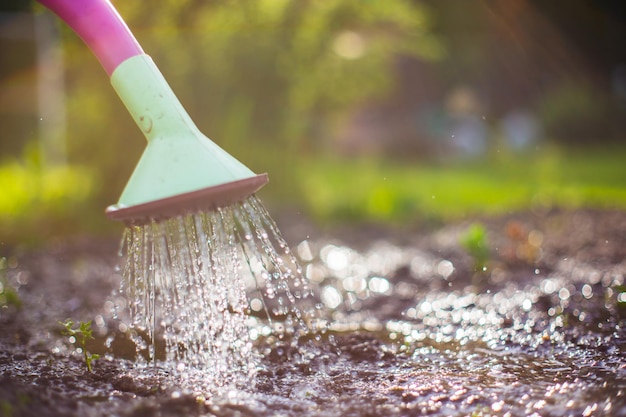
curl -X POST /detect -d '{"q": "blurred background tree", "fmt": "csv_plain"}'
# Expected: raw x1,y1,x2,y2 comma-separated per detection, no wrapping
1,0,625,244
62,0,443,205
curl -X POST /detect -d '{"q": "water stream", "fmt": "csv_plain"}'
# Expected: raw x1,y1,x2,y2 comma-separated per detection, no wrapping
116,196,320,393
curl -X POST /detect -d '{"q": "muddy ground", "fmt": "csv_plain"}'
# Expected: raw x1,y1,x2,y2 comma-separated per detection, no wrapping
1,208,625,417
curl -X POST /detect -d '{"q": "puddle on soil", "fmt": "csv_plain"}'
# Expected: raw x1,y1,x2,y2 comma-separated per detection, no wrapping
240,238,626,417
7,211,622,416
98,207,626,415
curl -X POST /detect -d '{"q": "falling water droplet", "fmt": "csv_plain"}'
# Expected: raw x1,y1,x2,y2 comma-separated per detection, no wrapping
116,195,320,393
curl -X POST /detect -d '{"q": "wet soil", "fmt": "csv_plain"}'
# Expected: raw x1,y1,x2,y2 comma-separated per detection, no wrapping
1,208,626,416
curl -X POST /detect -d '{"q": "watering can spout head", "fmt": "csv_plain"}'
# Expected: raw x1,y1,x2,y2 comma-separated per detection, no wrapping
105,174,268,224
104,55,268,224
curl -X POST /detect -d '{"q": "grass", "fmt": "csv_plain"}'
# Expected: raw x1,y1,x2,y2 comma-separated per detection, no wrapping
2,142,625,244
293,145,626,226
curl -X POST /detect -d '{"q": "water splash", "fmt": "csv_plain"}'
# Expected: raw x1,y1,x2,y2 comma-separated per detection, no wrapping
116,195,318,392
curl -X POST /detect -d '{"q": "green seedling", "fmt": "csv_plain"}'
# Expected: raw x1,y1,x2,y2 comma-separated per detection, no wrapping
460,223,490,272
59,319,100,372
0,257,22,311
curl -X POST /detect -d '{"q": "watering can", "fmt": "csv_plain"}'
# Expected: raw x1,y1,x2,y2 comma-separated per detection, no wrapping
38,0,268,223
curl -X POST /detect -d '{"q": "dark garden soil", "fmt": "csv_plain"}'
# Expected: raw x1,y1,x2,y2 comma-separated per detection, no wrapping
1,208,625,417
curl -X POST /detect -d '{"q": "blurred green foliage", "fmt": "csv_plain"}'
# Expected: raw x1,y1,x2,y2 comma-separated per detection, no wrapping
0,144,94,244
60,0,442,209
298,147,626,226
536,79,621,145
2,1,626,245
459,223,489,272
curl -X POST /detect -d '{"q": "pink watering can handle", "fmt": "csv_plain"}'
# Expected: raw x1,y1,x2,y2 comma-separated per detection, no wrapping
38,0,144,75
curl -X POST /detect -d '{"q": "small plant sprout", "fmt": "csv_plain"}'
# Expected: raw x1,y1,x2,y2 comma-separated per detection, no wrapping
0,257,22,311
60,319,100,372
460,223,490,272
